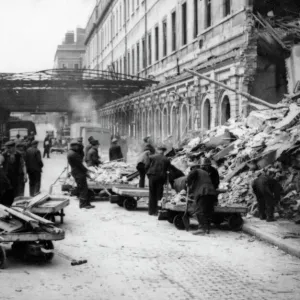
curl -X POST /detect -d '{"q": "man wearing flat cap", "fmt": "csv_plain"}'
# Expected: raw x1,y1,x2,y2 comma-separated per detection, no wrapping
26,140,43,197
1,141,27,205
86,140,101,167
67,140,94,209
146,145,171,215
199,157,220,190
109,138,123,162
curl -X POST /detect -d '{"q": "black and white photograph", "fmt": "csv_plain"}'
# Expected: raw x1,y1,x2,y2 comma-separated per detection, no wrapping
0,0,300,299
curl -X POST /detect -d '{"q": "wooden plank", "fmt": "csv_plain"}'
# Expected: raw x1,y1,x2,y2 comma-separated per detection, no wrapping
112,187,149,197
0,231,65,242
26,193,50,209
32,199,69,214
13,207,53,225
0,219,24,233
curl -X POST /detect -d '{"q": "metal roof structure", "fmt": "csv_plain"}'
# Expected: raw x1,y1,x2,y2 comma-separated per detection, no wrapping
0,69,157,112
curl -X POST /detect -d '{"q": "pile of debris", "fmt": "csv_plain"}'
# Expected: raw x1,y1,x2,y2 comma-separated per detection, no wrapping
170,101,300,223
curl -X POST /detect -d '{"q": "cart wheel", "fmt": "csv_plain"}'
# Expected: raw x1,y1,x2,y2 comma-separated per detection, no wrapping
0,246,7,269
167,211,176,224
228,214,244,231
211,214,225,226
173,214,185,230
40,241,54,262
117,201,124,207
123,198,137,211
12,242,27,259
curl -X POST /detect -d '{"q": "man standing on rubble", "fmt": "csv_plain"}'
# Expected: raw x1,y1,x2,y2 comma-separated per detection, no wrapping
67,140,95,209
26,140,44,197
86,140,101,167
146,145,171,215
2,141,27,203
251,168,282,222
85,136,94,160
187,163,217,235
143,136,155,154
199,157,220,189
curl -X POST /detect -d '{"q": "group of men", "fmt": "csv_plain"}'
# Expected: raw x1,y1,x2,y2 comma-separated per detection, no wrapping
137,136,282,235
0,135,43,207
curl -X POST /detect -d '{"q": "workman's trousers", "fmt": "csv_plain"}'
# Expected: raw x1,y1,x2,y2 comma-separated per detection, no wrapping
73,175,90,208
0,189,14,207
253,188,275,220
194,195,217,231
17,179,25,197
28,171,41,197
148,175,165,215
137,163,146,188
43,147,50,158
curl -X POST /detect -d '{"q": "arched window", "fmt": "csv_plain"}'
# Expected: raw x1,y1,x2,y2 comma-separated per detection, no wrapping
155,108,161,142
162,107,168,140
221,96,231,125
203,99,211,130
181,104,188,136
171,106,178,144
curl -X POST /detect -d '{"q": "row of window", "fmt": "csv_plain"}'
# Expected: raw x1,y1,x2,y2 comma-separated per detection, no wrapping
87,0,232,70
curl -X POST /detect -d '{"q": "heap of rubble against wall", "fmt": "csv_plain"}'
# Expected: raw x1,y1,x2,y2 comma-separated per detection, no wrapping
171,97,300,224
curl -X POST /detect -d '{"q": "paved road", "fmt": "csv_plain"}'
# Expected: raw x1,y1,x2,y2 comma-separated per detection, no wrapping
1,154,300,300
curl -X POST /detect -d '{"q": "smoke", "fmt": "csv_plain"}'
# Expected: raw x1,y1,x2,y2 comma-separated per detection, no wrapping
69,94,98,123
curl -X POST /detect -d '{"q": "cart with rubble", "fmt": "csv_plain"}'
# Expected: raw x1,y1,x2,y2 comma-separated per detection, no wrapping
159,200,247,231
13,195,70,224
0,205,65,269
110,186,149,210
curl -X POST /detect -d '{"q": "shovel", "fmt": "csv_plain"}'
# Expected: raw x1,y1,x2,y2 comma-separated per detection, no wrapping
182,186,190,231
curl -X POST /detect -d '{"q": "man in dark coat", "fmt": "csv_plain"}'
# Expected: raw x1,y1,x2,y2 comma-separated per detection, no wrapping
84,136,94,161
251,170,282,222
86,140,101,167
2,141,27,205
143,136,155,154
187,165,217,235
0,154,12,207
43,134,52,159
146,145,171,215
26,140,44,197
136,150,150,188
67,140,94,209
16,142,28,196
109,138,123,161
199,157,220,190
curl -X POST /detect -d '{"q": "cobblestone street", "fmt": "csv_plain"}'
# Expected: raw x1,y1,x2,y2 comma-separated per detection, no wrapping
1,154,300,300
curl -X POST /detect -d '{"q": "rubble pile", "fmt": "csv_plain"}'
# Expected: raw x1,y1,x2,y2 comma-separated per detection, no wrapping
170,101,300,223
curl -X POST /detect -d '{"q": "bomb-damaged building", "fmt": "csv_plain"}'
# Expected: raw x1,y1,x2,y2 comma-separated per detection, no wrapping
84,0,300,146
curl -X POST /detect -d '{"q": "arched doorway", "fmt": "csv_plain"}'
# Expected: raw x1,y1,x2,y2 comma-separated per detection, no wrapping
203,99,211,130
171,106,178,144
162,107,168,140
220,96,231,125
181,104,188,137
155,108,161,143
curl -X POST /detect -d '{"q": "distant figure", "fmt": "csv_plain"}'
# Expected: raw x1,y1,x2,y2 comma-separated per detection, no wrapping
16,142,28,196
85,136,94,161
43,134,52,158
15,134,21,143
251,169,282,222
109,138,123,162
26,140,44,197
136,150,150,188
86,140,101,167
119,136,128,162
143,136,155,154
28,131,35,144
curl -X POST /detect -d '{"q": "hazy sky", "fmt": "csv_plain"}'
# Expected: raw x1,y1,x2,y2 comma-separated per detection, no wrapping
0,0,95,73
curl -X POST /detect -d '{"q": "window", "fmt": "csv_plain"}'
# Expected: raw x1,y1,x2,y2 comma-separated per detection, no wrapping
116,61,118,73
120,4,122,28
155,26,159,61
62,64,67,69
74,64,79,69
224,0,231,17
116,9,118,32
137,42,140,72
132,0,135,13
162,20,167,57
124,56,127,74
194,0,198,38
171,11,176,51
142,37,146,68
127,0,130,20
182,2,187,46
128,52,130,74
206,0,212,28
148,33,152,65
132,48,135,75
120,58,122,73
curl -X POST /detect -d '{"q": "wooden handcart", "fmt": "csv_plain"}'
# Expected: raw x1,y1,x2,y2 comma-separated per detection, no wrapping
13,196,70,224
110,186,149,210
160,201,247,231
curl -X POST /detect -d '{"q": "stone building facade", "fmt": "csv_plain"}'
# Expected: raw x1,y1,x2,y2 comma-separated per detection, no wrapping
84,0,287,146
